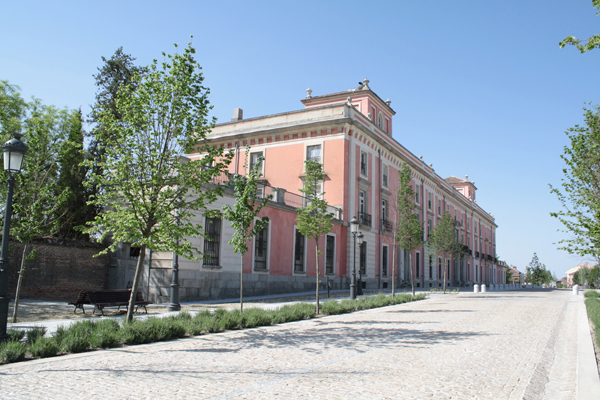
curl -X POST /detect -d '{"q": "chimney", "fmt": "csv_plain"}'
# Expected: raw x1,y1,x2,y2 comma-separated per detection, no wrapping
232,108,243,122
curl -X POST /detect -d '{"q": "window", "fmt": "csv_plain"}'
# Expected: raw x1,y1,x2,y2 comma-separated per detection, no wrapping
381,199,388,221
326,235,335,275
129,245,141,258
307,145,321,163
427,219,432,238
429,255,433,279
416,252,420,278
204,216,221,266
359,242,367,275
447,260,450,280
254,223,268,270
438,199,441,215
415,184,420,203
256,183,265,199
438,258,442,280
359,190,366,214
294,229,305,273
467,263,470,281
428,192,432,209
249,151,263,175
360,151,367,175
382,165,388,187
382,245,388,277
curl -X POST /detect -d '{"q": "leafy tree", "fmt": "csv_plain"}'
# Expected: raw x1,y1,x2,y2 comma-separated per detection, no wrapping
82,41,232,323
395,164,424,296
559,1,600,53
55,109,90,240
2,99,72,322
588,265,600,288
87,48,147,224
429,211,461,293
525,253,552,287
550,105,600,263
505,268,513,284
222,147,270,312
297,159,334,314
0,80,27,136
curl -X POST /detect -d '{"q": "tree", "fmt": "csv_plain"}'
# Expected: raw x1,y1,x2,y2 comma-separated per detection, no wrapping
429,211,461,293
82,41,232,323
87,48,147,226
0,80,27,137
2,99,72,322
297,159,334,314
55,109,90,240
505,268,513,284
588,265,600,288
394,164,424,296
550,105,600,264
222,147,270,312
559,1,600,53
525,253,552,287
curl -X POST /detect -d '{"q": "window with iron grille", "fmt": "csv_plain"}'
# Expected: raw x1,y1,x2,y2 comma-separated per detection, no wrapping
416,252,420,278
204,216,221,266
359,242,366,275
360,151,367,175
254,224,268,270
439,258,442,280
294,229,305,273
326,235,335,275
429,255,433,279
382,165,388,187
382,245,388,277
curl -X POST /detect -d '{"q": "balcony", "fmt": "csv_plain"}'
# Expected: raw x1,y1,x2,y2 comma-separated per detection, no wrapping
487,254,494,262
475,251,480,259
359,212,372,227
381,218,393,233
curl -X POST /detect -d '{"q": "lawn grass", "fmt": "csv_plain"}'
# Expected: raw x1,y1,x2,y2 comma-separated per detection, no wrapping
0,293,426,365
584,290,600,348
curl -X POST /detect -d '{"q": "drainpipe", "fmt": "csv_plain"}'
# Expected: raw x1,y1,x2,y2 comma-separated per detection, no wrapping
377,148,381,290
234,143,239,175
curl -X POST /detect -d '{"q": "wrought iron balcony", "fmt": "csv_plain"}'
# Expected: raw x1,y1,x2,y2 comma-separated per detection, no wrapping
359,212,372,227
381,218,393,233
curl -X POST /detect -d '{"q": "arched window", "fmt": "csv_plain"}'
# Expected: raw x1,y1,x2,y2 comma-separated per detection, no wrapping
378,112,384,130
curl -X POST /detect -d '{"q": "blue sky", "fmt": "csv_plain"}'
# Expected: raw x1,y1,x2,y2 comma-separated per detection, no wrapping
2,1,599,278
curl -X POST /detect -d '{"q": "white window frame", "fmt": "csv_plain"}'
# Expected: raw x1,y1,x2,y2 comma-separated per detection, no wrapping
306,144,321,163
382,164,389,187
249,151,264,176
360,151,368,176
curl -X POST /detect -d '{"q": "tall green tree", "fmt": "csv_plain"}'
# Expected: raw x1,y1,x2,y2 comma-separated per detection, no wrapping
0,80,27,137
297,159,334,314
56,109,89,240
559,0,600,53
525,253,552,287
222,147,270,312
395,164,424,296
429,211,461,293
3,99,72,322
550,105,600,264
82,41,232,323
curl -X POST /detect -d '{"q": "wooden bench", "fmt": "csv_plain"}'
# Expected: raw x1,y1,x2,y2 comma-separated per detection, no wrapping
68,290,151,316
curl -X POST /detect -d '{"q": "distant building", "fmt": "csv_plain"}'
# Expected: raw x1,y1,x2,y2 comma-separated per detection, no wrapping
565,263,593,286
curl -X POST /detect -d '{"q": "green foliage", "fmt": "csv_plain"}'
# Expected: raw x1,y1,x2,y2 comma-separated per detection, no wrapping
584,290,600,298
584,293,600,349
0,340,26,363
320,293,426,315
83,40,233,322
297,159,334,314
25,326,47,343
28,338,60,358
429,211,462,293
395,164,424,295
525,253,553,286
559,1,600,53
589,265,600,288
7,329,25,342
551,105,600,261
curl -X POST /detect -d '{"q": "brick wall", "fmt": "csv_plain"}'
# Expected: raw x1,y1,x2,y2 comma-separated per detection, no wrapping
5,239,109,302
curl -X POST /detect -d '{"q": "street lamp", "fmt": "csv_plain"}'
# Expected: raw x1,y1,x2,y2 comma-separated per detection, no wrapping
0,134,28,342
168,216,181,312
350,217,363,300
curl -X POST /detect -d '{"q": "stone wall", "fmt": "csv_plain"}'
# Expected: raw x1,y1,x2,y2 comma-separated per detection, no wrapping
5,239,109,302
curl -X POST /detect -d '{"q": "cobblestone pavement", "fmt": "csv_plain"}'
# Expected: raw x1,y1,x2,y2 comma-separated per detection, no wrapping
0,290,584,399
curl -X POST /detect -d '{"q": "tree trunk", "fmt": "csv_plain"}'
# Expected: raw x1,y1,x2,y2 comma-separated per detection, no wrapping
126,243,147,323
410,252,415,296
315,243,320,315
443,256,447,294
240,255,244,313
11,244,29,323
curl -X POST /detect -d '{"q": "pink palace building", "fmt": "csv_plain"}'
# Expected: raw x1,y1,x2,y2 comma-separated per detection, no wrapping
142,80,504,302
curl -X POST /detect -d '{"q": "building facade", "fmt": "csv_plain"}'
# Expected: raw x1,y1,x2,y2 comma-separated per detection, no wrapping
136,80,503,302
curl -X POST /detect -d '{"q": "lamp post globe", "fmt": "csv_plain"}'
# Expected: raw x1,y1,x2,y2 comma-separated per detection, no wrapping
0,134,27,342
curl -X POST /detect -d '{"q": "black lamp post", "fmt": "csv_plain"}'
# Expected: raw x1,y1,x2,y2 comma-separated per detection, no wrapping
0,134,28,342
350,217,363,300
168,224,180,312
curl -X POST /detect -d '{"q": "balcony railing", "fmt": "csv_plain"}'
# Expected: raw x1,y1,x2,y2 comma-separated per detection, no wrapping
359,212,372,227
381,218,393,233
475,251,480,259
210,172,343,220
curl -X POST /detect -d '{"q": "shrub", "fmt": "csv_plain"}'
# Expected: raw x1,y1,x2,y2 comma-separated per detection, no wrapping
584,290,600,299
61,335,90,353
26,326,47,343
7,329,25,342
29,338,60,358
0,340,26,363
119,317,187,345
219,309,242,330
241,308,273,328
